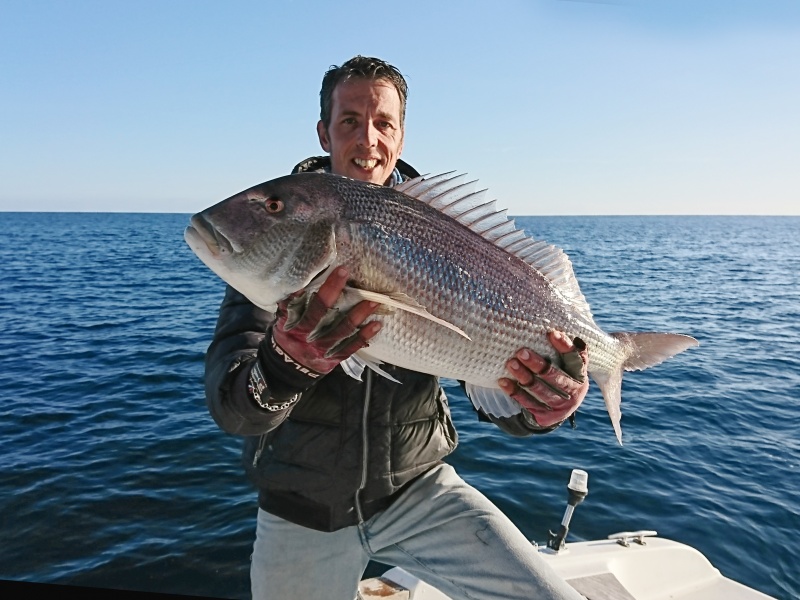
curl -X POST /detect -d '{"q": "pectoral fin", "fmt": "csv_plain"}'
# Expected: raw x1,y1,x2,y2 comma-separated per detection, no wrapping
344,288,471,340
301,269,470,340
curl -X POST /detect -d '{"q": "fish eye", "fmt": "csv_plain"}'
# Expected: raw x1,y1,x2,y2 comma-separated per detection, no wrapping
264,198,284,213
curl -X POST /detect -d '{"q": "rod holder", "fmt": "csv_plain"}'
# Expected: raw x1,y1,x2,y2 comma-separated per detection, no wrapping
547,469,588,552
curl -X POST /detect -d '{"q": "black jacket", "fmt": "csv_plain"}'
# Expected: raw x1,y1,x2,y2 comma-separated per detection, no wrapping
204,157,546,532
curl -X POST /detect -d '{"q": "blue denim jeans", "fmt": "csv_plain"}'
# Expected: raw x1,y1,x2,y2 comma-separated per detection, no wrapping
250,463,583,600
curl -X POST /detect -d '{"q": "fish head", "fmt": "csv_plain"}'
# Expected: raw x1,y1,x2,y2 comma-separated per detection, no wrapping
184,173,340,310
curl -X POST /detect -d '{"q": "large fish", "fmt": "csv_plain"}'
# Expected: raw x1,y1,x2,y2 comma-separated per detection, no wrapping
185,172,698,443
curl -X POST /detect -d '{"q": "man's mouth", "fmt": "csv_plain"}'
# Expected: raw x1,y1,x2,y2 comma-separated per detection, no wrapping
353,158,380,170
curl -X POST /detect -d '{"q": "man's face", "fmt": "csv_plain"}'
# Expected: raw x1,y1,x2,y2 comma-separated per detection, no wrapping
317,78,404,185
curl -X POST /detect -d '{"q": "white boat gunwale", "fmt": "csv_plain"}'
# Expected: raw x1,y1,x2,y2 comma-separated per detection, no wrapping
358,533,776,599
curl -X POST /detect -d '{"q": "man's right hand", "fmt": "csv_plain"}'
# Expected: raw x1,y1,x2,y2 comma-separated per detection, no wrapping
271,267,382,377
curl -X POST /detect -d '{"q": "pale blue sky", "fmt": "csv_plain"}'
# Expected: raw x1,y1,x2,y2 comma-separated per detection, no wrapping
1,0,798,215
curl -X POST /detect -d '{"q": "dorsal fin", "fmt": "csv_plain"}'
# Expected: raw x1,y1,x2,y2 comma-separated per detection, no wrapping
396,173,594,319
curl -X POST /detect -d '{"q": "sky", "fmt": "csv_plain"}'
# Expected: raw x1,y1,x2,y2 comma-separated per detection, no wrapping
1,0,798,215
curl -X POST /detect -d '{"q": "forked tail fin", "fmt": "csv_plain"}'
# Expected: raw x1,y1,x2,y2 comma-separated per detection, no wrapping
593,333,699,445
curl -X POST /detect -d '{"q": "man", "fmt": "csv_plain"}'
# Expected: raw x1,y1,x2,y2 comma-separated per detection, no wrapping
205,56,588,600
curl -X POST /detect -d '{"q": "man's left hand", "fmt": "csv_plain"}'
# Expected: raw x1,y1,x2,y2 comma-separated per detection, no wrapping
498,331,589,429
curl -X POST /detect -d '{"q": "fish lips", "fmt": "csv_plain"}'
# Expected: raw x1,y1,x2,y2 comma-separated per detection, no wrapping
185,214,235,259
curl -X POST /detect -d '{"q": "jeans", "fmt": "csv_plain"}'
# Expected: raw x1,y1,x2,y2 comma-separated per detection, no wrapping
250,463,583,600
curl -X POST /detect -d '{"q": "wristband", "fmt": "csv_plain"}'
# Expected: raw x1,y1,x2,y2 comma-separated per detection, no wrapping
256,325,322,399
248,360,299,412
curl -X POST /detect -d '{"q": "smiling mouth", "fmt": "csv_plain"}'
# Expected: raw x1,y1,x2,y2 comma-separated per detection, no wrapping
353,158,380,169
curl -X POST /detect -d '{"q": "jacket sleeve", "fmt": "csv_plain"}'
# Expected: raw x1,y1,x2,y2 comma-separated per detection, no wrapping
204,285,301,436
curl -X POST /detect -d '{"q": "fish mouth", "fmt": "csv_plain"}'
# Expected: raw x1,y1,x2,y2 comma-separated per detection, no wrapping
185,214,234,259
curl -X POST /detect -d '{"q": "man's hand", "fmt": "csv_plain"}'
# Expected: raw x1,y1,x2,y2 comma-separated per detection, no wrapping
271,267,382,376
497,331,589,429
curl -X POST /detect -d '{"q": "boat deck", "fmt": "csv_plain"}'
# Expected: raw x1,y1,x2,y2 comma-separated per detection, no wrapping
358,534,776,600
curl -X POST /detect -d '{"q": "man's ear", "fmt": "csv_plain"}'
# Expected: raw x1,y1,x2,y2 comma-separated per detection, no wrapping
317,120,331,152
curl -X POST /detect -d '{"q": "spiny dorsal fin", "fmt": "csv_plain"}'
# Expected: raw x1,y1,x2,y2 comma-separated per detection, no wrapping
395,173,594,319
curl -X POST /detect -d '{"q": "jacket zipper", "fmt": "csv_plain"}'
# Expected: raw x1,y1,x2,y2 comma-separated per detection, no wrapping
252,434,267,467
354,369,373,523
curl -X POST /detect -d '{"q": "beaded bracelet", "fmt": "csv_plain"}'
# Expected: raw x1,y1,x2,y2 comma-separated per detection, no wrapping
248,360,299,412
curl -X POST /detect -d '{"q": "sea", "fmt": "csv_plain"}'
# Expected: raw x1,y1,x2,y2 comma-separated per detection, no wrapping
0,212,798,599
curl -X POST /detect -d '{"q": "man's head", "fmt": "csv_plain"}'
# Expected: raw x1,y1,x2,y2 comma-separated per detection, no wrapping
316,56,407,185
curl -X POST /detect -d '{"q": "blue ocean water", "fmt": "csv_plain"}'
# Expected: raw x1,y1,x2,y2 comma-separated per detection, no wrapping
0,212,798,599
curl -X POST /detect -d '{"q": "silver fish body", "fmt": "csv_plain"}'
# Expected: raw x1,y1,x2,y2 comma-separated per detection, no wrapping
185,172,698,442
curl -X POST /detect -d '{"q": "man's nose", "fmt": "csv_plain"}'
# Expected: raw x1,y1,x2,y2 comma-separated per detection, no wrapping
357,121,378,146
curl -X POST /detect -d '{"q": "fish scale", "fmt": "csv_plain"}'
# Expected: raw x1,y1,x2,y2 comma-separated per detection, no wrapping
339,197,587,382
185,172,698,442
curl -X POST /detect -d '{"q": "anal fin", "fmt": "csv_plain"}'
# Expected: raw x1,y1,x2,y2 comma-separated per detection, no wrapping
465,383,523,418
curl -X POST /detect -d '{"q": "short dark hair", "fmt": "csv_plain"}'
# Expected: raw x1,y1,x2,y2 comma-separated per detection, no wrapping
319,56,408,127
